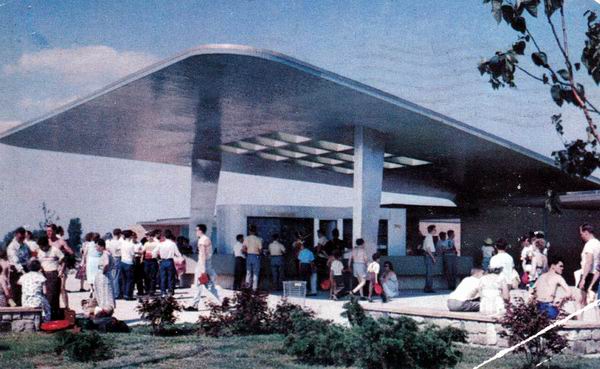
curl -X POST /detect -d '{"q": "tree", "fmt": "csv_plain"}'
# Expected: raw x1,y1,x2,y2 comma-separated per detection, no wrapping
478,0,600,177
38,201,60,230
67,218,82,253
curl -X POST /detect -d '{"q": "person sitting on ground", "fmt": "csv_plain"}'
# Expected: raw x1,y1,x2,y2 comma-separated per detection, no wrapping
447,268,483,312
380,261,398,302
367,252,381,303
18,260,51,321
329,250,345,300
349,238,368,299
534,258,572,320
478,267,510,316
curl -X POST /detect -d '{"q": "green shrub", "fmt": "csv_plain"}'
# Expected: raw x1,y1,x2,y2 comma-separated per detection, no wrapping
53,331,113,362
283,312,355,366
136,295,181,335
269,299,315,335
285,299,466,369
198,288,273,336
500,296,568,369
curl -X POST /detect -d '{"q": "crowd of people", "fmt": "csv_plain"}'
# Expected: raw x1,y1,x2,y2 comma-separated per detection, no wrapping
229,226,399,303
444,223,600,320
0,223,198,321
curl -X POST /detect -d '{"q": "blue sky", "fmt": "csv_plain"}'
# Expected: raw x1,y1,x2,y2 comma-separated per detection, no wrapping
1,0,599,235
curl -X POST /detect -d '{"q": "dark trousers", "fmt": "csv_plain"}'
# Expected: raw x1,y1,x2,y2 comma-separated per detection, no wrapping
424,255,434,291
9,267,22,306
44,270,61,319
270,256,284,290
299,263,312,291
143,259,158,295
159,259,176,296
134,259,144,295
443,254,458,290
121,262,134,298
233,257,246,290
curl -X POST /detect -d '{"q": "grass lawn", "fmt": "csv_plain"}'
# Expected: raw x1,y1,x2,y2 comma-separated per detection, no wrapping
0,326,598,369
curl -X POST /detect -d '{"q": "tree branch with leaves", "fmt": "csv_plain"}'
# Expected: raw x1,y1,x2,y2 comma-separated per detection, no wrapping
478,0,600,177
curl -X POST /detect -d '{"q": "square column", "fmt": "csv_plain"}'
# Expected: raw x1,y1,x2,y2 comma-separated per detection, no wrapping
190,158,221,252
352,126,385,256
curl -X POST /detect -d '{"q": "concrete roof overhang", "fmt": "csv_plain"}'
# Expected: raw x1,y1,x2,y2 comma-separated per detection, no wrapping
1,44,599,200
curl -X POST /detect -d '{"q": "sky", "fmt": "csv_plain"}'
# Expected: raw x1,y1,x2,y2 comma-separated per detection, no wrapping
1,0,599,236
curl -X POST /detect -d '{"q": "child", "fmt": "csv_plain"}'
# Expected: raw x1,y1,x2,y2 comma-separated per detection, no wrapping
329,250,345,300
18,260,51,321
367,252,381,302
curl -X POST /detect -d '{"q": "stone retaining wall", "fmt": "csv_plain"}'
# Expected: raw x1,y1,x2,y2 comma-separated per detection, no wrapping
0,307,42,333
365,307,600,355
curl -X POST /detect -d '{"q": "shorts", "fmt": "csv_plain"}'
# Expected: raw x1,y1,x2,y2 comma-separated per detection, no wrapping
537,302,559,320
367,272,377,283
333,275,344,288
353,263,367,279
580,273,599,291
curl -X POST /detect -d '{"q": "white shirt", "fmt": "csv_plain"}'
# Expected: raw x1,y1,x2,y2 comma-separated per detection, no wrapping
581,238,600,271
423,234,435,254
489,252,514,283
233,241,245,258
152,239,181,260
367,261,380,274
106,238,122,257
37,246,64,272
268,241,286,256
330,260,344,276
449,276,481,301
197,234,212,260
120,239,135,264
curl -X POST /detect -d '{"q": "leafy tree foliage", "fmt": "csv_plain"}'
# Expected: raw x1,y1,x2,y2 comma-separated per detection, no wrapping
67,218,82,253
479,0,600,177
499,296,568,369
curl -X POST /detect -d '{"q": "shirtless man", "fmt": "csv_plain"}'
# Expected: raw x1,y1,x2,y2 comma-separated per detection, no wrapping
535,258,572,320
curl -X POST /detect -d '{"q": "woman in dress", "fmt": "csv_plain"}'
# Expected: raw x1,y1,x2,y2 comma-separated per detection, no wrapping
85,234,101,293
478,267,510,316
349,238,368,299
381,261,399,301
76,233,93,292
93,239,115,312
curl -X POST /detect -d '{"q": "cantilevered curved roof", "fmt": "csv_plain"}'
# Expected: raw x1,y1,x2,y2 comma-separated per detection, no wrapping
1,44,598,198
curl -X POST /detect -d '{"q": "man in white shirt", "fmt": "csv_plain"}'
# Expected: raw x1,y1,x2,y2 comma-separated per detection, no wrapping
186,224,220,311
120,230,136,300
447,268,483,312
152,230,181,296
36,235,64,319
106,228,123,299
232,234,246,290
489,238,514,287
7,227,34,305
268,234,286,290
422,225,437,293
577,223,600,310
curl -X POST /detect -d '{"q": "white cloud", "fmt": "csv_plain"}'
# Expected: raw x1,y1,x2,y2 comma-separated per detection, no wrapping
18,96,78,113
0,120,21,134
3,45,159,86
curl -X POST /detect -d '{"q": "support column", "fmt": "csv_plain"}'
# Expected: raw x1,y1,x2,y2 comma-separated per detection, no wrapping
190,158,221,253
352,126,385,257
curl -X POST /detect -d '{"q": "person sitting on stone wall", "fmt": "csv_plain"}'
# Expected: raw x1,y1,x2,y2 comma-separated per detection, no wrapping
447,268,483,312
534,257,572,320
